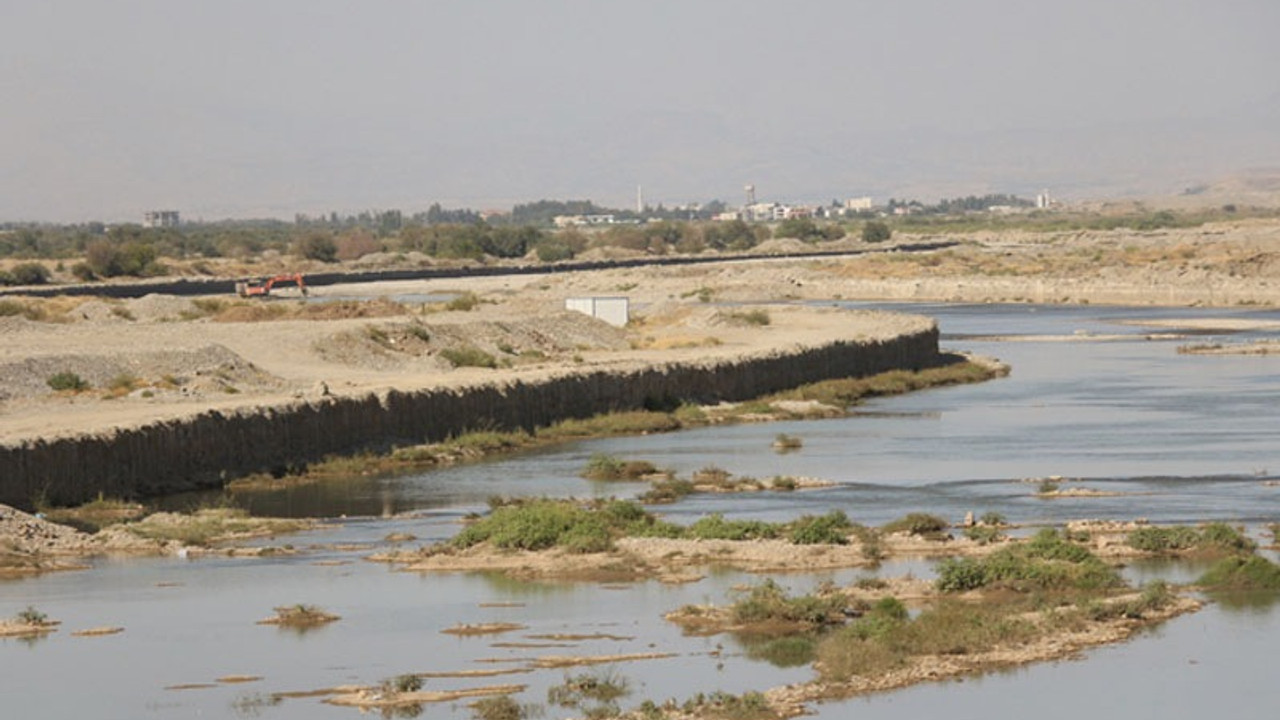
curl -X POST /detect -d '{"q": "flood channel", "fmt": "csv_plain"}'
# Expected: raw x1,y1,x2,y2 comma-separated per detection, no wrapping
3,302,1279,719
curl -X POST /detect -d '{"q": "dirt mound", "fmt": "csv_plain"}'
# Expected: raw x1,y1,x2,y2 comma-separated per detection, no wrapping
126,294,199,322
0,344,282,401
314,312,628,371
0,504,90,554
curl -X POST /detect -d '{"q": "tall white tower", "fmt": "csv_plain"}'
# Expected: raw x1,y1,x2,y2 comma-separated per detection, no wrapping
745,184,756,207
637,185,644,214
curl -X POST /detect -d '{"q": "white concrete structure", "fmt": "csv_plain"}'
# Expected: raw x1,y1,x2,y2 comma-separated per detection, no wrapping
565,296,630,327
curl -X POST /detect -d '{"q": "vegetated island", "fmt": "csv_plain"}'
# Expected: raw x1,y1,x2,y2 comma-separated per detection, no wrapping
370,498,1280,719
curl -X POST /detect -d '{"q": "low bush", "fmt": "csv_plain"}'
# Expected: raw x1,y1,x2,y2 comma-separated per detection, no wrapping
581,453,658,481
439,345,498,368
788,511,852,545
686,513,778,541
818,599,1038,681
453,500,613,553
772,433,802,450
544,410,682,438
382,674,423,694
547,670,630,715
47,371,90,392
261,604,340,628
8,262,51,285
16,606,48,625
723,309,771,326
445,292,480,311
1127,523,1255,554
683,691,773,720
963,524,1004,545
471,694,533,720
639,478,695,504
730,579,846,626
936,530,1120,593
882,512,949,538
979,511,1007,526
1197,555,1280,591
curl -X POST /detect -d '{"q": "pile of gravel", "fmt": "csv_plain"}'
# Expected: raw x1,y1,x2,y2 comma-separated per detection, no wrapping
0,504,88,554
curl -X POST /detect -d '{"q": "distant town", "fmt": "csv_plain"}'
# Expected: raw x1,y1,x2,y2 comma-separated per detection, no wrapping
63,188,1055,235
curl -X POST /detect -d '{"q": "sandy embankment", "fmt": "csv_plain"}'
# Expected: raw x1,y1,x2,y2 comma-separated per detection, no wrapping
0,282,932,445
4,218,1279,445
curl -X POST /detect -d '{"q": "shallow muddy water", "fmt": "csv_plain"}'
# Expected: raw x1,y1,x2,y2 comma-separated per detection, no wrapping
4,302,1279,719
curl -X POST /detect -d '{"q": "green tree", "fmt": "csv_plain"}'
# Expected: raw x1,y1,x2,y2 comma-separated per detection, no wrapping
10,262,51,285
294,233,338,262
775,217,823,242
862,220,892,243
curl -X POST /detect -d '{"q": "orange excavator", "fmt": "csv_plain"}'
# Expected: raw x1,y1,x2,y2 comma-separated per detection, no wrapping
235,273,308,298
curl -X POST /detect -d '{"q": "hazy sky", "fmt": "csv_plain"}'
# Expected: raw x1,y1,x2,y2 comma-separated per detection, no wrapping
4,0,1278,221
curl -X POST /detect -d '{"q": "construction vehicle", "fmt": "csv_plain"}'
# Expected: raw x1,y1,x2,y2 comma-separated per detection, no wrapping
235,273,308,298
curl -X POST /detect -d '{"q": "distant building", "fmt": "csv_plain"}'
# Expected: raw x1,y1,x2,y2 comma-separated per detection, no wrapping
1036,190,1052,209
143,210,180,228
845,197,873,211
553,214,616,228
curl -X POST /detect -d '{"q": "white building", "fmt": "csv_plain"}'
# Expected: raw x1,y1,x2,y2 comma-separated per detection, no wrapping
143,210,180,228
553,214,616,228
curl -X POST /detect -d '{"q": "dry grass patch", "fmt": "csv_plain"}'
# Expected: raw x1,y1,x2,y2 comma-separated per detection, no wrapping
442,622,526,636
257,604,340,629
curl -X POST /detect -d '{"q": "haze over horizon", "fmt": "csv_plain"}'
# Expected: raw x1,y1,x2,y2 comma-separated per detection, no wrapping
4,0,1279,223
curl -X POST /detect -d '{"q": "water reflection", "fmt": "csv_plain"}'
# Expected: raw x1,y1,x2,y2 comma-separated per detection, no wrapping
734,633,819,668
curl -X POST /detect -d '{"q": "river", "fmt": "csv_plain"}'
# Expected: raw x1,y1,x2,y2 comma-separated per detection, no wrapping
2,301,1278,719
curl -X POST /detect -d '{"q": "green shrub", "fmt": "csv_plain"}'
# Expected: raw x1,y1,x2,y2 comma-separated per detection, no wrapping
9,262,51,285
936,531,1120,593
861,220,892,243
471,694,531,720
581,453,657,481
770,475,799,491
963,524,1004,545
788,511,852,545
686,513,778,541
294,233,338,262
547,670,630,711
731,579,846,626
108,373,139,392
639,478,695,504
1197,522,1256,553
1127,523,1255,554
726,309,771,326
16,606,48,625
0,299,24,316
882,512,949,537
1127,526,1201,552
449,499,666,554
47,371,90,392
844,597,909,641
1025,528,1094,562
772,433,802,450
1198,555,1280,591
979,511,1007,526
383,674,423,694
440,345,497,368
